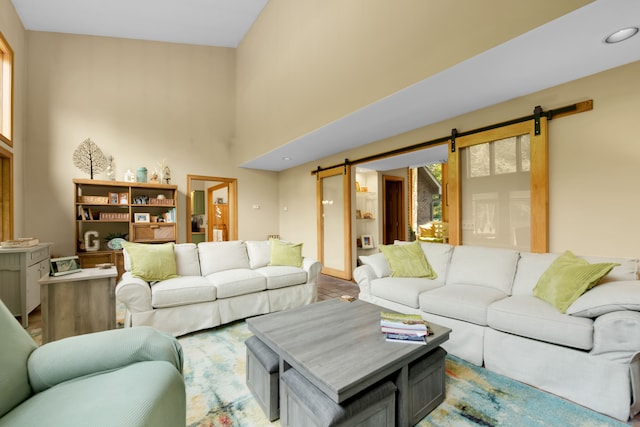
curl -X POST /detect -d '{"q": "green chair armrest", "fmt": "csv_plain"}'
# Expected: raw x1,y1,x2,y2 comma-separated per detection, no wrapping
28,326,183,393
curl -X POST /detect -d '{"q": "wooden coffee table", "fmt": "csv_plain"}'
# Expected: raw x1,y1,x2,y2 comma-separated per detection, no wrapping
247,299,450,426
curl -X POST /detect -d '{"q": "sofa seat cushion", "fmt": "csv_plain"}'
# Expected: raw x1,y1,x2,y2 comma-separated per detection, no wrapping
151,276,216,309
206,269,267,299
371,278,443,309
256,266,307,290
419,284,507,325
487,295,594,350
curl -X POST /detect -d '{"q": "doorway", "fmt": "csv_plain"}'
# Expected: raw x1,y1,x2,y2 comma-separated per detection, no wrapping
382,176,405,244
186,175,237,243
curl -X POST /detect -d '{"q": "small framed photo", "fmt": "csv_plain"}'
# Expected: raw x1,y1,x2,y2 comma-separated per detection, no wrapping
361,234,374,249
118,192,129,205
109,192,119,205
135,213,150,223
50,256,81,277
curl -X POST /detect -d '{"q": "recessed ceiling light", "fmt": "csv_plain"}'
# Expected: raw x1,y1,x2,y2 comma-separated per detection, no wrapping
282,156,292,161
604,27,639,44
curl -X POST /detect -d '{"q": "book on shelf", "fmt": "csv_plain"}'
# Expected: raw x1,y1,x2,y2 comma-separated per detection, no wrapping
384,332,427,345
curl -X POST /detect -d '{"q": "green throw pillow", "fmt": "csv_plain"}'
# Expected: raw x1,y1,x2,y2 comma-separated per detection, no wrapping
270,239,303,268
532,250,618,313
379,241,437,278
122,241,178,282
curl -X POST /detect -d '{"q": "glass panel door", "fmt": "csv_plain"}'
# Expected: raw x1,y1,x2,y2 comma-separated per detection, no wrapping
317,167,352,279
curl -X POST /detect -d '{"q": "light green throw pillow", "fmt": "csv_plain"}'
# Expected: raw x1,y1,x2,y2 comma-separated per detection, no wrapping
270,239,303,268
532,250,618,313
379,241,437,278
122,241,178,282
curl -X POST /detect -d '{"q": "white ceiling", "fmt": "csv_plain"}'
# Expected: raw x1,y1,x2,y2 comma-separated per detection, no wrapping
11,0,269,48
10,0,640,172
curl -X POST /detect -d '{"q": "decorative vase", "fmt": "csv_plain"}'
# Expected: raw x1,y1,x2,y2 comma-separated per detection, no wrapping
124,169,135,182
105,156,116,181
137,167,147,183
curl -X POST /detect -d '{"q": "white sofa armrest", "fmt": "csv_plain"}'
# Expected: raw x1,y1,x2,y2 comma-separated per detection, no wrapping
591,311,640,363
303,257,322,284
115,272,153,313
353,265,375,297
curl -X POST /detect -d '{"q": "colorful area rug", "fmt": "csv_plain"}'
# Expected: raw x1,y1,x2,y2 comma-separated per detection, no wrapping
179,321,626,427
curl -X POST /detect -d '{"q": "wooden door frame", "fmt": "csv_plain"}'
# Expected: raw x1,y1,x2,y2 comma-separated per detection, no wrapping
316,167,352,280
186,175,237,243
0,145,12,240
382,175,405,244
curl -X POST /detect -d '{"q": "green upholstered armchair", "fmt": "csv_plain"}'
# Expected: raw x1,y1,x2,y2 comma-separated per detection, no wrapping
0,299,186,427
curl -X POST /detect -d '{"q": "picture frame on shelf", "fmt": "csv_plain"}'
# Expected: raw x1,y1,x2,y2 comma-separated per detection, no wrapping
118,192,128,205
361,234,374,249
134,213,150,223
109,192,118,205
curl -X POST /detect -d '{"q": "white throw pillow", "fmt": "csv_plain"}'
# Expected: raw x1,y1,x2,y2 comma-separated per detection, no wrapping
567,280,640,317
359,253,391,278
246,240,271,269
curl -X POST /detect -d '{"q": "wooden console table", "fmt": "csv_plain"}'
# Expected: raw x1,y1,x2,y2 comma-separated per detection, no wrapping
39,267,117,343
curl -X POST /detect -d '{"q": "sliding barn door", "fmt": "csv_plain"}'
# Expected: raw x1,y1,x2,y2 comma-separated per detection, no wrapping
316,167,352,279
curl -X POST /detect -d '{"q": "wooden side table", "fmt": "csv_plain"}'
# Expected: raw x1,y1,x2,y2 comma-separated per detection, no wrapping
39,267,117,343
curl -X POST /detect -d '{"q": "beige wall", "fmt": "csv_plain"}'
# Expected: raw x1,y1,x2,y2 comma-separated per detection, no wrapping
278,60,640,260
25,32,279,256
0,0,26,238
235,0,589,165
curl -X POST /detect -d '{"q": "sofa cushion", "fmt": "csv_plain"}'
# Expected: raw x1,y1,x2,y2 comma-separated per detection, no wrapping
532,250,618,313
487,295,594,350
173,243,201,276
198,241,250,276
393,240,454,281
270,239,303,268
206,269,266,298
511,252,559,295
246,240,271,269
123,242,178,282
371,278,444,309
379,241,437,278
513,252,639,296
419,284,507,326
567,281,640,318
418,242,454,282
581,255,639,283
256,266,307,290
151,276,216,308
446,245,519,294
358,253,391,278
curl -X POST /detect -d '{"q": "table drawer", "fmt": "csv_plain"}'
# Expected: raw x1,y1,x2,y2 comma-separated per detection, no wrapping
132,224,176,242
28,246,50,265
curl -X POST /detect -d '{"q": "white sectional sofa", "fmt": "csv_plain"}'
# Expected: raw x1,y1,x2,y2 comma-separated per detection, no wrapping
353,242,640,421
116,240,321,337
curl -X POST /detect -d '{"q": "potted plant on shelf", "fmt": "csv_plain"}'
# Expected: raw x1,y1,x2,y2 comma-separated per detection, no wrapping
104,232,128,250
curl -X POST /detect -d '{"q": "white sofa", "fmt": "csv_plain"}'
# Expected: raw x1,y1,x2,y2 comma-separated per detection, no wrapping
353,242,640,421
116,240,321,337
